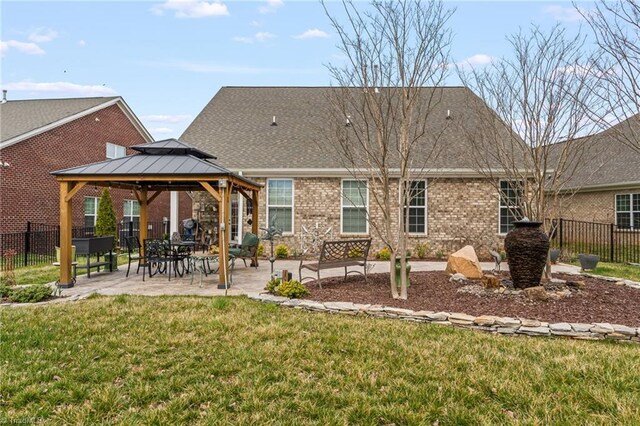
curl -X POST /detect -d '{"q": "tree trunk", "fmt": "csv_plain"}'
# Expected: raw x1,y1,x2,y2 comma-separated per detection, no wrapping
389,255,399,299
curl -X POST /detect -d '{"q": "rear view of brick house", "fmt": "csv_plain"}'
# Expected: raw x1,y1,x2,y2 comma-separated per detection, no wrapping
0,95,191,235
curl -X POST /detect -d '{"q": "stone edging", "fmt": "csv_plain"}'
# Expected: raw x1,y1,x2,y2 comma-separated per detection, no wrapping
247,292,640,343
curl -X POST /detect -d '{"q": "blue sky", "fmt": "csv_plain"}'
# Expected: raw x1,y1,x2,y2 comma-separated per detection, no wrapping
1,1,589,139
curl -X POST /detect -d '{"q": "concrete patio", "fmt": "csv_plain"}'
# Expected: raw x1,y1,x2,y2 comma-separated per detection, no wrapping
58,259,581,298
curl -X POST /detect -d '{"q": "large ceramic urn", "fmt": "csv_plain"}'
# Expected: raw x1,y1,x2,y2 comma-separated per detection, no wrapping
504,220,549,289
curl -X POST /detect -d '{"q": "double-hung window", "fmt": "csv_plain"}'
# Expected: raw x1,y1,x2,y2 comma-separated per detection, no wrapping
84,197,99,228
106,142,126,159
342,180,368,234
616,193,640,229
499,180,523,234
404,180,427,234
123,200,140,230
267,179,293,234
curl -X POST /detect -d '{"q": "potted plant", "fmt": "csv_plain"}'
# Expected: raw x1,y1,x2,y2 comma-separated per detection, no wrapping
578,254,600,271
549,249,561,264
95,188,118,271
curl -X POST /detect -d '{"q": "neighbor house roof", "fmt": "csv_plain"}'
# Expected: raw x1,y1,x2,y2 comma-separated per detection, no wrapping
180,86,520,175
551,114,640,191
0,96,153,148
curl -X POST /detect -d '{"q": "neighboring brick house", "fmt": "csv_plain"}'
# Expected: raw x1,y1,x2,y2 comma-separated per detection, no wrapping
0,96,191,235
555,114,640,228
180,86,522,256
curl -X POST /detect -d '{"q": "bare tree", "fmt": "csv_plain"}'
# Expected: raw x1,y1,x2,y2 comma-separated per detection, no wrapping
578,0,640,152
322,0,454,299
458,24,607,277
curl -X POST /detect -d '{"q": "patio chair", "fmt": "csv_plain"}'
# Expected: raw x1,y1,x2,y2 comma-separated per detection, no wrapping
125,236,150,281
229,232,259,268
53,245,78,278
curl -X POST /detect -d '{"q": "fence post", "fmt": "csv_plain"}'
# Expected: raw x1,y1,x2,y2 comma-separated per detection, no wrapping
610,223,615,263
24,221,31,267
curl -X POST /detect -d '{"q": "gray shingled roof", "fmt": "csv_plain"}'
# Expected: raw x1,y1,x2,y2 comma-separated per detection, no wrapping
551,114,640,190
180,86,516,170
51,139,260,189
0,97,119,142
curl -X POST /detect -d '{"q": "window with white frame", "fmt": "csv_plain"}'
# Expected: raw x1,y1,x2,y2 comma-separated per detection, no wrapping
616,193,640,229
403,180,427,234
267,179,293,234
499,180,523,234
123,199,140,229
106,142,126,159
342,180,368,234
84,197,99,228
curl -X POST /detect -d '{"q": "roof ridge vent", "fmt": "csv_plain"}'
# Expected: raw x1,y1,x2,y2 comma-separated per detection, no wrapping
271,115,277,126
1,90,7,104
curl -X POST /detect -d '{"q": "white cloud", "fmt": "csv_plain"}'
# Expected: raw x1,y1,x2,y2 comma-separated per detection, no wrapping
0,40,45,55
141,114,192,123
232,32,276,44
543,5,584,22
259,0,283,14
78,40,87,47
148,127,174,134
28,28,58,43
293,29,329,40
151,0,229,18
460,54,495,67
3,81,117,96
250,20,261,27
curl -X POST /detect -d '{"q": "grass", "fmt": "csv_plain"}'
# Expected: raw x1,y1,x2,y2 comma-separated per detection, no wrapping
586,262,640,282
1,296,639,424
1,255,130,285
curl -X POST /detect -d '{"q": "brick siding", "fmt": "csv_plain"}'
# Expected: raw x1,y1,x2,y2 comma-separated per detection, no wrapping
0,104,192,234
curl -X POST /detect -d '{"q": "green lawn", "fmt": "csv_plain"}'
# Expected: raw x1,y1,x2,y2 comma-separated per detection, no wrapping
1,296,639,424
586,262,640,282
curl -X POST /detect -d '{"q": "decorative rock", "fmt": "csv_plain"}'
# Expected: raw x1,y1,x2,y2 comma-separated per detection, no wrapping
523,286,549,301
413,310,435,317
426,312,450,321
615,281,626,286
590,323,614,334
448,313,476,325
324,302,359,311
517,326,550,336
550,330,582,337
474,315,501,326
570,323,593,332
281,299,301,307
445,245,483,279
497,327,517,334
501,279,514,289
481,274,501,289
606,332,631,340
449,273,467,283
550,278,566,285
298,300,325,310
496,317,521,327
611,324,637,336
383,307,416,316
520,318,542,327
550,323,573,332
566,280,586,290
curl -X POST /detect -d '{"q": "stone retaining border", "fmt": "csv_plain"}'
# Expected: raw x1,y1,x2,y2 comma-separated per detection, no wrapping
247,292,640,343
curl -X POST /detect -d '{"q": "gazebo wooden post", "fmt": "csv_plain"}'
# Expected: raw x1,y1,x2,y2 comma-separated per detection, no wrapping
252,189,259,266
139,189,148,255
218,182,228,286
58,181,74,288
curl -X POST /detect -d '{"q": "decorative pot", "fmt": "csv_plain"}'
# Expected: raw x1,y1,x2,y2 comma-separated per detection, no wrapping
549,249,561,264
395,256,411,288
578,254,600,270
504,221,550,289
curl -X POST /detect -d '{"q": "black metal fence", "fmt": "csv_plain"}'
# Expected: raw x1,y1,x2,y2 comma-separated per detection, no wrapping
0,221,167,271
547,218,640,264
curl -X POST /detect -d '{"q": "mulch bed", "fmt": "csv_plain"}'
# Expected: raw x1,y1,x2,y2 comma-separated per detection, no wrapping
306,271,640,327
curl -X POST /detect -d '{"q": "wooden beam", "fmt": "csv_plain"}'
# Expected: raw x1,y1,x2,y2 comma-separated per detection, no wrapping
64,182,87,202
132,189,142,204
147,190,163,205
59,181,74,287
199,181,221,202
236,187,251,201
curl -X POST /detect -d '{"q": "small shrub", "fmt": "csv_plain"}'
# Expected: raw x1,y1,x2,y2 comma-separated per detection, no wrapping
415,242,430,259
0,283,12,298
435,250,445,260
376,247,391,261
257,243,265,257
9,284,53,303
500,250,507,261
265,277,281,294
348,247,363,258
277,280,309,299
275,244,289,259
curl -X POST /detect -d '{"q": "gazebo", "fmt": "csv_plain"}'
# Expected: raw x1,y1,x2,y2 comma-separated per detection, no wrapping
51,139,262,288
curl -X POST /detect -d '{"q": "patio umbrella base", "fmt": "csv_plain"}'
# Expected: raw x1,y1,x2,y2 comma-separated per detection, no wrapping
217,283,231,289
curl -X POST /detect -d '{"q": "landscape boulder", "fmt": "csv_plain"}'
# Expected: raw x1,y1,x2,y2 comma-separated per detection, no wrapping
481,274,502,289
445,245,483,279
